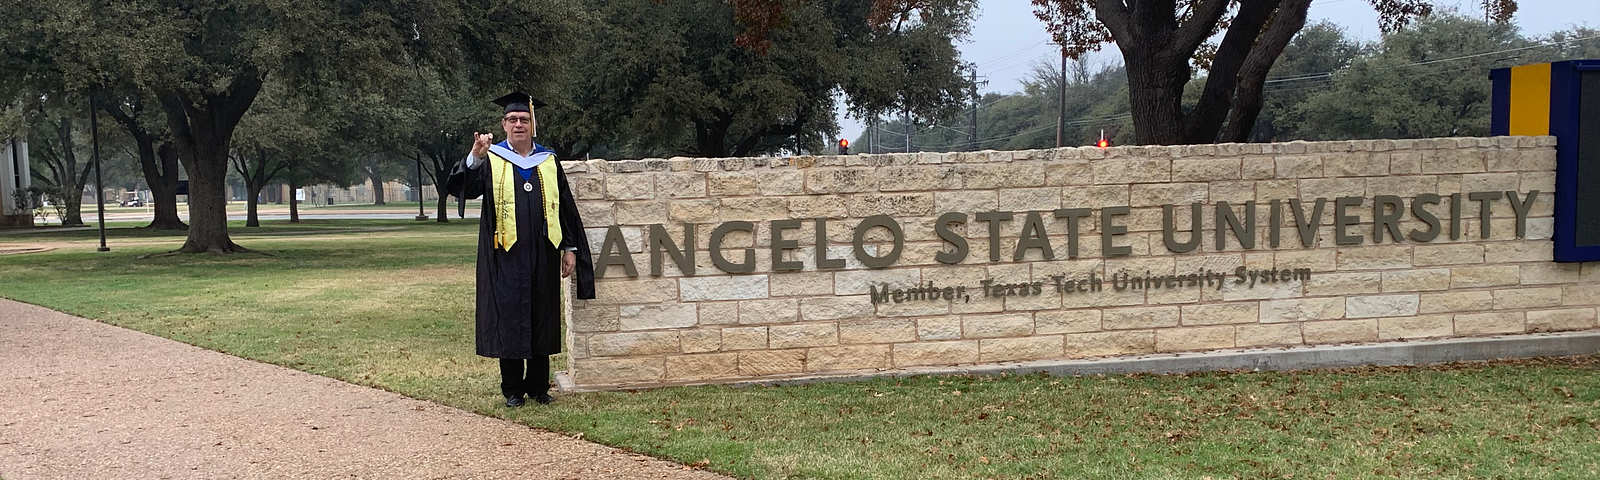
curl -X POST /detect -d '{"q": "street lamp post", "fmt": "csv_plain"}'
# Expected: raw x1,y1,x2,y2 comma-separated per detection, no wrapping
90,92,109,252
415,158,428,221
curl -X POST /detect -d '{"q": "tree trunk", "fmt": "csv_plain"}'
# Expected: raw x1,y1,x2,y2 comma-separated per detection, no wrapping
434,180,451,223
370,173,386,205
146,144,187,230
53,117,87,227
245,179,261,227
288,178,300,223
1121,51,1191,146
159,69,264,254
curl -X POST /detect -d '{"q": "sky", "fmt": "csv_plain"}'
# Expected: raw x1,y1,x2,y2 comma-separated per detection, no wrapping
835,0,1600,143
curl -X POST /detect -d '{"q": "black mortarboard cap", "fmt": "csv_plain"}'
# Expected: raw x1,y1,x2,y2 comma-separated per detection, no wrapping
492,91,546,114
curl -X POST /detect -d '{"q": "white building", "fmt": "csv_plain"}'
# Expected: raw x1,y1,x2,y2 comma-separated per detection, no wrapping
0,137,31,227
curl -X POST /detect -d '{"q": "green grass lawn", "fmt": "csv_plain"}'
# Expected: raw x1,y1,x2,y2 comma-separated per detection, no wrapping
3,220,1599,479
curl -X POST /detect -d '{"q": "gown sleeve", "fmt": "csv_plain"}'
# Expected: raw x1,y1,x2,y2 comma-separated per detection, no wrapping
446,154,486,218
556,165,595,299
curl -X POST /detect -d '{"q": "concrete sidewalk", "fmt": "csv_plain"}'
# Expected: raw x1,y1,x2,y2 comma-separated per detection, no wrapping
0,299,729,480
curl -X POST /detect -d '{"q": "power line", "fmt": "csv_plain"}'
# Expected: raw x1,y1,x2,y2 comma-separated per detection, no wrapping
974,40,1048,68
1263,33,1600,85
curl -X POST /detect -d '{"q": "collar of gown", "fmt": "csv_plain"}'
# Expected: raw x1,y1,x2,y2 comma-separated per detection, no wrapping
488,142,553,169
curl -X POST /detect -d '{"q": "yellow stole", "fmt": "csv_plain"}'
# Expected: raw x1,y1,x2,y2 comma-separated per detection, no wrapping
489,151,563,251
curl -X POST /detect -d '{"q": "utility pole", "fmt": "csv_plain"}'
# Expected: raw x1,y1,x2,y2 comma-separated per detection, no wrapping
868,117,876,154
904,110,912,153
968,63,987,151
1057,46,1068,148
90,91,108,252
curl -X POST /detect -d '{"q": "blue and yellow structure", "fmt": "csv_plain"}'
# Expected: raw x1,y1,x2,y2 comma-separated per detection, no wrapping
1491,60,1600,262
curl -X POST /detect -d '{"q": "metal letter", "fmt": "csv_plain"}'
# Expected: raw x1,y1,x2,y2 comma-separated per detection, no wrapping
648,223,694,276
596,225,638,277
1162,203,1202,253
934,212,969,264
1013,211,1055,260
710,221,756,273
1334,197,1363,245
770,219,803,271
1100,206,1131,257
1372,195,1404,244
853,215,904,268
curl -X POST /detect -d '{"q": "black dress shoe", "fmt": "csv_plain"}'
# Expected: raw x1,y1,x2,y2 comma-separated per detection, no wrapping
505,395,526,407
532,393,554,405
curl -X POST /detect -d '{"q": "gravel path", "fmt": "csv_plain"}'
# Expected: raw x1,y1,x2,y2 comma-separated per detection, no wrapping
0,299,731,480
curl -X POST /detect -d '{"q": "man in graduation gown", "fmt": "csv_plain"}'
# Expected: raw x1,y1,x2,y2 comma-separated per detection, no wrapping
447,91,595,407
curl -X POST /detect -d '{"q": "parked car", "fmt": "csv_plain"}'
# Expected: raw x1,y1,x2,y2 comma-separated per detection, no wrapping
120,198,145,207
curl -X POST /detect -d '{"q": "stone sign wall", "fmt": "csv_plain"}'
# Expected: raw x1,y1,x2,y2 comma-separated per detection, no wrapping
560,136,1598,390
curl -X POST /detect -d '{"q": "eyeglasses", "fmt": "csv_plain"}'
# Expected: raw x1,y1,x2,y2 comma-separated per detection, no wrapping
503,116,533,125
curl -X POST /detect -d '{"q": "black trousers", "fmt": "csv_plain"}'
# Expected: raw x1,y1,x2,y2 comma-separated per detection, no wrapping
499,356,550,398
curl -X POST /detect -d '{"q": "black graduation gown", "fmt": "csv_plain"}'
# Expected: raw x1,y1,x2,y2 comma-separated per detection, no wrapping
447,147,596,359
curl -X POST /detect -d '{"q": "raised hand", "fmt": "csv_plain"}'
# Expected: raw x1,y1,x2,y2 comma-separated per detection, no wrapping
471,132,493,159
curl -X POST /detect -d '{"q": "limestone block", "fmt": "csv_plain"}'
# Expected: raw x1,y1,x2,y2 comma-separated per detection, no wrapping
574,358,664,385
1565,284,1600,306
577,202,614,226
1461,172,1521,194
1299,178,1367,201
1062,185,1131,209
1035,309,1101,334
1004,291,1062,311
619,303,698,331
1253,180,1299,205
663,353,741,380
1366,175,1438,197
980,336,1066,363
1380,269,1451,293
1156,326,1236,352
1337,246,1413,270
1520,263,1582,285
1377,314,1454,340
1493,287,1564,309
573,176,606,200
1419,291,1495,314
738,349,807,375
1093,159,1171,184
680,275,769,302
605,174,655,200
799,295,874,322
1302,319,1378,344
1045,161,1093,186
998,187,1065,212
837,319,918,344
1271,250,1337,271
788,196,849,219
1218,276,1303,301
1171,158,1241,182
848,193,935,217
720,326,769,351
1147,286,1201,305
1412,244,1485,266
1345,294,1420,319
1102,306,1181,330
1242,157,1276,179
962,164,1048,189
589,279,678,305
1236,324,1303,347
572,306,621,332
738,298,798,324
769,323,839,349
878,166,962,191
1419,150,1485,174
1274,156,1323,178
806,345,893,372
1060,287,1147,309
893,340,980,367
1388,151,1421,174
962,313,1035,338
667,199,720,223
917,317,964,340
1454,311,1525,335
804,169,877,194
588,331,681,357
1258,297,1343,323
1063,330,1156,357
933,190,999,214
680,329,722,354
1519,171,1557,192
1181,302,1260,326
658,173,707,198
835,269,921,294
1450,266,1520,288
1527,308,1599,332
757,170,805,196
614,201,669,225
720,197,791,221
1129,183,1209,207
708,172,758,196
695,301,740,326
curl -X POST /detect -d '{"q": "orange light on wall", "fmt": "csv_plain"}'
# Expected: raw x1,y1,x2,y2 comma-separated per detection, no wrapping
838,138,850,155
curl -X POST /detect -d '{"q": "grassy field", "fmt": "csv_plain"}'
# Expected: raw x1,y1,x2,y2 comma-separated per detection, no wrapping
3,220,1599,479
